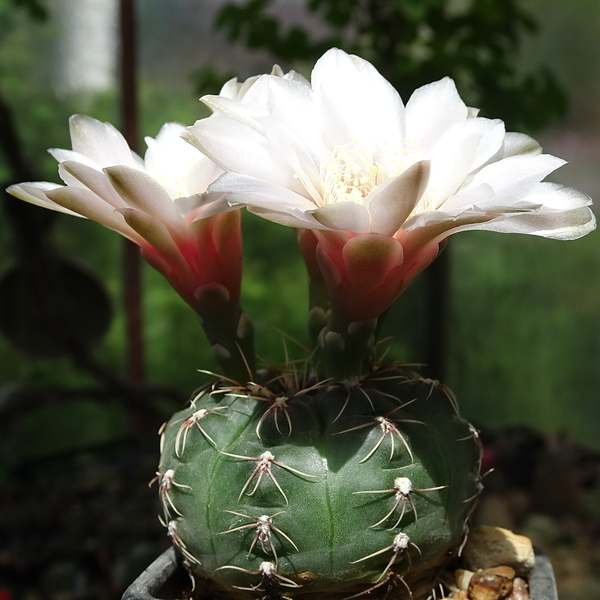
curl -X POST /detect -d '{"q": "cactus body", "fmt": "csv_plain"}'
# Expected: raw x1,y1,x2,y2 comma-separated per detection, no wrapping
157,368,481,599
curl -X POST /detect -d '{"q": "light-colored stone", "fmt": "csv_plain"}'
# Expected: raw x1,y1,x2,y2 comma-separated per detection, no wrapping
455,568,475,591
463,525,535,577
468,566,515,600
509,577,530,600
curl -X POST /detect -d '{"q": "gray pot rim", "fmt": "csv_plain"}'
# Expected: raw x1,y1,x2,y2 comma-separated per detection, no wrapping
122,546,558,600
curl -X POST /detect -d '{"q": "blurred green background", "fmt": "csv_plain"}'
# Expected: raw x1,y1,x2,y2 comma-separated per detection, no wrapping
1,1,600,598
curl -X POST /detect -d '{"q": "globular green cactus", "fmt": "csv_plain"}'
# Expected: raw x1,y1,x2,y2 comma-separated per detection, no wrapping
155,366,482,599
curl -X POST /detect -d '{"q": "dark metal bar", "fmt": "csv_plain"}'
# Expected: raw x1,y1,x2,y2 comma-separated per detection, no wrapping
119,0,145,384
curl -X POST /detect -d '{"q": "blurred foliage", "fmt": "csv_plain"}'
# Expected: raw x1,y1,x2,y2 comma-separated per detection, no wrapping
215,0,567,132
7,0,46,21
192,66,237,99
447,230,600,451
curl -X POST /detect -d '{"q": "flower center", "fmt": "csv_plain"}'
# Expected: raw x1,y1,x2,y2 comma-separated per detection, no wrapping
320,143,385,206
318,141,436,220
153,158,198,199
319,141,412,207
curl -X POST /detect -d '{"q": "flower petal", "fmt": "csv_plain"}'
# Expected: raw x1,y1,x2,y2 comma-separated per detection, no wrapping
45,185,142,242
249,206,326,229
492,132,542,161
59,161,129,209
457,206,596,240
49,148,102,170
186,191,242,223
208,172,316,213
405,77,468,153
470,154,566,198
118,207,195,278
312,48,405,151
428,132,484,209
68,114,142,168
184,111,302,193
103,165,186,232
367,160,431,235
6,182,80,216
144,122,214,198
342,233,404,290
313,201,371,233
523,182,593,210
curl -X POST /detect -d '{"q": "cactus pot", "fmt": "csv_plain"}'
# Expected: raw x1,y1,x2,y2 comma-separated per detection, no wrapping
122,545,558,600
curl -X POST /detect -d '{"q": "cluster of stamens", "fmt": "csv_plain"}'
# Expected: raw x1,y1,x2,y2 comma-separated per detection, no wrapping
320,142,389,206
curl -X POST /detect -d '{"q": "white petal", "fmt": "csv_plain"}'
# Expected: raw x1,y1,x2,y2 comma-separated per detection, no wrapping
470,154,566,197
521,182,593,211
59,161,129,209
458,206,596,240
184,113,302,193
68,114,141,168
405,77,468,151
118,208,195,278
144,122,213,198
208,172,316,213
312,201,371,232
429,133,484,207
435,183,495,213
256,75,323,158
49,148,102,170
312,48,405,150
219,77,242,100
200,94,265,134
367,160,430,235
259,115,323,203
494,132,542,160
451,118,506,172
45,185,142,243
185,158,223,196
185,192,239,222
6,182,81,216
104,165,186,232
249,206,325,229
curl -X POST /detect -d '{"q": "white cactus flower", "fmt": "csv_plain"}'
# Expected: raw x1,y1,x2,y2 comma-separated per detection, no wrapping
185,47,595,323
186,47,594,242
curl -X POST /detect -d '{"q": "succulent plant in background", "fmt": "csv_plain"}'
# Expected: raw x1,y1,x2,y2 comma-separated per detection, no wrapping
8,48,595,599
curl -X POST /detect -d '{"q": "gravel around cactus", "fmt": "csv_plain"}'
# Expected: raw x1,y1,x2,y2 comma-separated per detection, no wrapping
156,366,482,599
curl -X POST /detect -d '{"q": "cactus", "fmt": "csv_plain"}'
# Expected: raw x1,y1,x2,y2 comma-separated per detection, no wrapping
156,367,482,599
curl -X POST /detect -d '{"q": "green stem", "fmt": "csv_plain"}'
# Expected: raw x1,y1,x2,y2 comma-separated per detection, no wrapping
307,278,331,350
318,310,379,381
195,284,256,384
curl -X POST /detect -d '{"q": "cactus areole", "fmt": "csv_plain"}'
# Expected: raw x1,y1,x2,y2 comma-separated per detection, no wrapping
157,369,482,599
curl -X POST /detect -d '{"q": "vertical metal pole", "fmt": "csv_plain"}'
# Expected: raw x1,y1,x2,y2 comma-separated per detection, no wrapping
119,0,145,384
422,247,449,382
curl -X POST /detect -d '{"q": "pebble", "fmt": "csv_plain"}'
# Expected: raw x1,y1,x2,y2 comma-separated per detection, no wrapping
455,569,474,591
509,577,530,600
463,525,535,577
468,566,515,600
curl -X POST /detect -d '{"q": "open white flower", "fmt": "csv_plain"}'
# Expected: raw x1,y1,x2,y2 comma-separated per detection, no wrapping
187,48,594,241
185,48,595,322
8,115,241,313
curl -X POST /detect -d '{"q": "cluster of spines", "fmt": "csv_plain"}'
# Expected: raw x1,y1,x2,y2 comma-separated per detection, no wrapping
154,367,480,599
